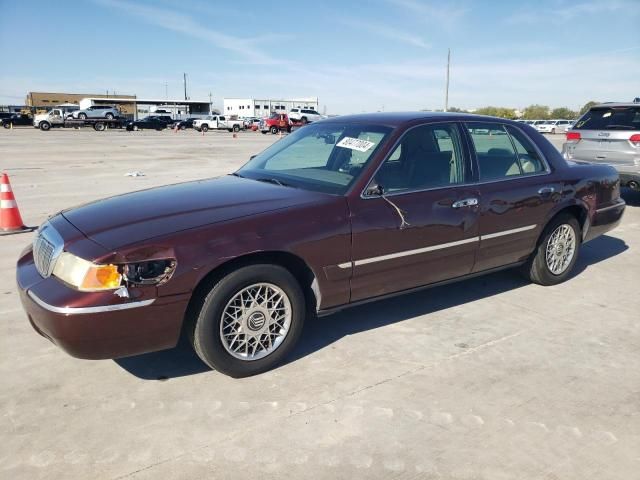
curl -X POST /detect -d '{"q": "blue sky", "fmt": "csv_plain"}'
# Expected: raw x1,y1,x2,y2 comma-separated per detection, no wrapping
1,0,639,113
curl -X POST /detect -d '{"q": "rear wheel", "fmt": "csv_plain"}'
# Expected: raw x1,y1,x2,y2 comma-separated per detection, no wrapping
94,122,106,131
78,113,87,120
189,264,305,377
522,213,580,285
105,113,114,120
233,124,240,132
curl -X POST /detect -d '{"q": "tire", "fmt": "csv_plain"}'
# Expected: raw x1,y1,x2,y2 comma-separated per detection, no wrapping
201,124,209,132
270,126,278,134
94,122,105,131
522,213,581,286
301,117,308,124
3,123,9,129
105,113,114,120
551,128,556,134
180,125,186,130
189,264,306,377
78,113,87,120
233,124,240,132
39,121,51,131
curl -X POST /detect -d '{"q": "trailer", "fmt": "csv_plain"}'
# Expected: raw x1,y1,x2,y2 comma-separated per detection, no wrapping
33,108,127,131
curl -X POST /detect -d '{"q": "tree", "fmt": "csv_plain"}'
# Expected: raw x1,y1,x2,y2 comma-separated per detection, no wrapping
551,107,578,119
579,101,599,115
522,105,550,120
474,106,517,119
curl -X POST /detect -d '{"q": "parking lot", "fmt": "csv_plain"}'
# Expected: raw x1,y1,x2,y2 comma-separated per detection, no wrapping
1,128,639,479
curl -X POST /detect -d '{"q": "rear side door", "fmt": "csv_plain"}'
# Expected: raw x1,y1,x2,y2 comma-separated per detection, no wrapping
565,105,640,170
348,122,480,301
464,122,559,272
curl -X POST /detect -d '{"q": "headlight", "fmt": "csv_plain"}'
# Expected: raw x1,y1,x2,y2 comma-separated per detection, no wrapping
52,254,176,291
53,252,122,291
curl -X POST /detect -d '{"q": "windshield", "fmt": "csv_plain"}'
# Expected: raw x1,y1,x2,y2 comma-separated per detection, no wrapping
238,122,393,194
574,107,640,130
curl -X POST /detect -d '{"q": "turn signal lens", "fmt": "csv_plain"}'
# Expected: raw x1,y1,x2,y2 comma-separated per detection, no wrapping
566,132,581,142
80,265,122,290
629,134,640,147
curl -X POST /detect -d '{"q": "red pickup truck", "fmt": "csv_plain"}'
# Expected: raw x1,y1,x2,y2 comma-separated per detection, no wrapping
260,113,292,134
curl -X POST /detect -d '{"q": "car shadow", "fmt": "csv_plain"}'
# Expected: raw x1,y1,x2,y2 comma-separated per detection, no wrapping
115,234,628,380
621,187,640,207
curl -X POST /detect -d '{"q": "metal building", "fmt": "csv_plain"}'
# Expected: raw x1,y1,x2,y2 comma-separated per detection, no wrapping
223,97,319,118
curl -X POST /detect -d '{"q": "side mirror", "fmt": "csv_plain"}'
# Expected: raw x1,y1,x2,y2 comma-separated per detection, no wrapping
365,182,384,196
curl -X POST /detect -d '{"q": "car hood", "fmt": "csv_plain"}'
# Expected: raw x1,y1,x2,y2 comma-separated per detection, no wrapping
62,175,328,250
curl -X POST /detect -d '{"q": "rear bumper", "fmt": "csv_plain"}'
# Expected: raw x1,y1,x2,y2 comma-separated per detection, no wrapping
584,198,626,243
17,250,189,360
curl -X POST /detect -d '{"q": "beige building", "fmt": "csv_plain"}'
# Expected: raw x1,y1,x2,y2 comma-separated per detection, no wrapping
25,92,137,114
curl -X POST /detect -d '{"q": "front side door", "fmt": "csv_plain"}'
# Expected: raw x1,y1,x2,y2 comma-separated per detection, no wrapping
464,122,560,272
348,122,480,302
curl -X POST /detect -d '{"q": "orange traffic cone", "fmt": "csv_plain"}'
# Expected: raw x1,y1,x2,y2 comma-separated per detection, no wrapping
1,173,29,234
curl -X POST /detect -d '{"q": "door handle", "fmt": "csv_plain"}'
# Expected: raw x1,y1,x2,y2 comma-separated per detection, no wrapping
452,198,479,208
537,186,556,195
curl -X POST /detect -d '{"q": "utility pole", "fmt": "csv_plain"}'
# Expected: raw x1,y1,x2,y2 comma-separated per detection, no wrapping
165,82,168,100
183,73,188,101
209,92,213,114
444,48,450,112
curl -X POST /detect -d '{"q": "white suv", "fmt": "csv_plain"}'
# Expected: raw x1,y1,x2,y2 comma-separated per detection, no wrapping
289,108,323,124
535,119,571,134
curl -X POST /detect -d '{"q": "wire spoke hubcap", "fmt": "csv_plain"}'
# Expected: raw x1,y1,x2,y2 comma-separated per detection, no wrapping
545,224,576,275
220,283,292,361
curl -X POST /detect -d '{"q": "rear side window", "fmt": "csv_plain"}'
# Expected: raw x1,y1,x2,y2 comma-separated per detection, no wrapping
467,123,545,181
574,107,640,130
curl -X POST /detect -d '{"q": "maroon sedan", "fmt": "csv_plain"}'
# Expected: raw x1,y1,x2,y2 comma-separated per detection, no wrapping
17,113,625,377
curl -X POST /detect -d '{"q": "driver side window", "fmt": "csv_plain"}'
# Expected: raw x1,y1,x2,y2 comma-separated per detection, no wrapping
373,123,465,193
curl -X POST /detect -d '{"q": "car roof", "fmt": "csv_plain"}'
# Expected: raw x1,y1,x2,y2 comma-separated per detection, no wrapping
592,102,640,108
321,111,522,127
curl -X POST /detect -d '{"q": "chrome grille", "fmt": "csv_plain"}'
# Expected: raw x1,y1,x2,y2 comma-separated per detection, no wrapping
33,222,64,278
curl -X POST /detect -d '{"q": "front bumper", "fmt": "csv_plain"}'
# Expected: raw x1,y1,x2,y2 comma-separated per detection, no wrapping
17,249,189,360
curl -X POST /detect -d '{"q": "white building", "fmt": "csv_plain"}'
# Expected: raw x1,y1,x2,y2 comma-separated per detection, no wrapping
223,97,319,118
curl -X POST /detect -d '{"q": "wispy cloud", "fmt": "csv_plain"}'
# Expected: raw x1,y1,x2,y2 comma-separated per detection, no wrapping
338,18,430,49
93,0,286,65
385,0,468,28
507,0,640,24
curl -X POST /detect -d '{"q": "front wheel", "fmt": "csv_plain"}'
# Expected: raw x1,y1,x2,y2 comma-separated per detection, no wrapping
105,113,114,120
39,121,51,131
522,214,580,286
270,126,278,134
201,124,209,132
78,113,87,120
189,264,305,377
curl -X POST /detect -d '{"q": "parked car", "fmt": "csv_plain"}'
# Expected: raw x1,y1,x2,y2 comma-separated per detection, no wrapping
289,108,323,124
173,118,199,130
2,113,33,128
72,105,120,120
126,116,167,131
242,117,259,129
536,120,572,134
193,115,243,133
562,102,640,190
260,113,291,134
0,112,13,121
17,112,625,377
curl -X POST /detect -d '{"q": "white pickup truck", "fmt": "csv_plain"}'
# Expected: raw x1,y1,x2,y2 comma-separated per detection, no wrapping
193,115,243,133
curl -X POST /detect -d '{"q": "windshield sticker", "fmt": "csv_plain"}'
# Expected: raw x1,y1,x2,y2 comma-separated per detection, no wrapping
337,137,376,152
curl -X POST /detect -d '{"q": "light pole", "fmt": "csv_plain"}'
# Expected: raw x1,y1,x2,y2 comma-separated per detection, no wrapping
444,48,451,112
